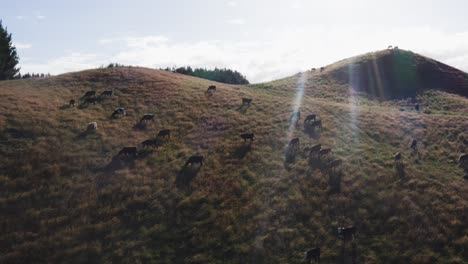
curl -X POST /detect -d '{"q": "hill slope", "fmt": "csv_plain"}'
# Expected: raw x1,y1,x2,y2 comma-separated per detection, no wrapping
0,60,467,263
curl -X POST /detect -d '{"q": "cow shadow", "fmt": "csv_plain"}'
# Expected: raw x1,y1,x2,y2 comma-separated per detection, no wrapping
59,104,72,110
232,143,252,159
237,104,250,114
176,165,201,189
76,130,99,140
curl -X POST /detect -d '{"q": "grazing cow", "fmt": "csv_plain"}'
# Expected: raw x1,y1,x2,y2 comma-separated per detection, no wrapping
338,226,356,242
388,45,393,49
112,107,126,118
410,139,417,151
185,155,204,166
157,129,171,139
100,90,113,97
394,152,402,162
118,147,138,157
458,154,468,165
320,67,325,72
463,174,468,180
289,137,300,150
394,46,399,49
207,85,216,93
311,68,316,71
304,114,317,124
242,98,252,105
69,99,75,107
85,97,98,105
319,148,332,158
305,247,320,263
141,139,157,148
312,120,323,130
140,113,155,123
87,122,97,132
240,133,255,142
289,111,301,125
309,144,322,154
84,90,96,97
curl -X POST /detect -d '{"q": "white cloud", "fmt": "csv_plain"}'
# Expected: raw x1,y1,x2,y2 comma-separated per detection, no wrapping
16,15,26,20
36,15,46,20
19,27,468,82
15,42,32,49
227,1,237,7
20,52,101,74
227,18,245,25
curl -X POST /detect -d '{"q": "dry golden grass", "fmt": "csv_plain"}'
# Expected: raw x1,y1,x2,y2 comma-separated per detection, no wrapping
0,57,467,263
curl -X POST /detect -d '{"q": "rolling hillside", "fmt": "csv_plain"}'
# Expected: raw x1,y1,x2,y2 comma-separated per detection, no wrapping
0,50,467,263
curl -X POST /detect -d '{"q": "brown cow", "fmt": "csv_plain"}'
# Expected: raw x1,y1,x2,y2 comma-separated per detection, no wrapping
141,139,157,148
157,129,171,139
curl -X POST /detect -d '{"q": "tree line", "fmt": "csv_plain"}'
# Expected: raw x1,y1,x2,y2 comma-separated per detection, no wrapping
162,66,250,85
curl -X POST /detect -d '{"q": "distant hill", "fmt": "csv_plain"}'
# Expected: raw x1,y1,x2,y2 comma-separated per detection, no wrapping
0,54,467,263
317,49,468,99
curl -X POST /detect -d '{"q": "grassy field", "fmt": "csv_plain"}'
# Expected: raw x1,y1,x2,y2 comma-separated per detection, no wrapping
0,50,467,263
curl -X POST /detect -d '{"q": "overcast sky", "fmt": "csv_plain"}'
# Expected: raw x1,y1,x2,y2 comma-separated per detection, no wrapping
2,0,468,82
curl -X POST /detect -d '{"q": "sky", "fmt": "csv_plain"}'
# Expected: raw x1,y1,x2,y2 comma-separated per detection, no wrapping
2,0,468,83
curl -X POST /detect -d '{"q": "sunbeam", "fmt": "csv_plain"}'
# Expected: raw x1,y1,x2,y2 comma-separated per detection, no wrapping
287,71,308,140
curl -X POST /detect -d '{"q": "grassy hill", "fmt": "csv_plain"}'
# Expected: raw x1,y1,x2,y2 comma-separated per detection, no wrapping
0,50,467,263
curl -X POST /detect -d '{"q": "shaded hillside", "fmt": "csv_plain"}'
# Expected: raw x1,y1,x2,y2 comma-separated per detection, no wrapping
319,49,468,99
0,65,467,263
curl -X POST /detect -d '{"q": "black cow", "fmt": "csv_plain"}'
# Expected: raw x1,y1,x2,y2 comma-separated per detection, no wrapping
320,67,325,72
289,137,300,150
312,120,322,130
415,104,420,111
463,174,468,180
410,139,417,151
304,114,316,124
84,90,96,97
85,97,98,105
207,85,216,93
305,247,320,263
140,113,155,123
309,144,322,153
242,98,252,105
338,226,356,242
289,111,301,125
319,148,332,157
185,155,204,166
157,129,171,139
394,152,402,162
141,139,157,148
112,107,126,118
100,90,113,97
118,147,137,157
458,154,468,164
69,99,75,107
240,133,255,142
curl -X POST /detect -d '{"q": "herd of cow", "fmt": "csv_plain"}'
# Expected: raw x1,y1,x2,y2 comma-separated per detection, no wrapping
68,84,467,263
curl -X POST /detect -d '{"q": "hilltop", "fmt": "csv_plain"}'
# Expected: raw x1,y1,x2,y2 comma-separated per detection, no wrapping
0,51,467,263
319,49,468,99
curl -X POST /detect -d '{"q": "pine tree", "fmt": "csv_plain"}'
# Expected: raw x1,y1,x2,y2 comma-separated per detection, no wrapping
0,20,20,80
